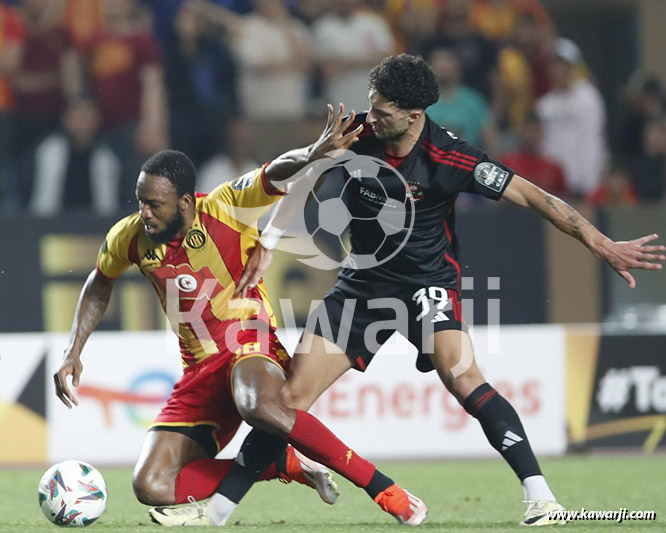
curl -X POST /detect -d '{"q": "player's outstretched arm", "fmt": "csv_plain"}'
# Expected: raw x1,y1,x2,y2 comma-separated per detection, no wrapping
54,269,115,408
263,103,362,187
234,104,362,297
502,175,665,288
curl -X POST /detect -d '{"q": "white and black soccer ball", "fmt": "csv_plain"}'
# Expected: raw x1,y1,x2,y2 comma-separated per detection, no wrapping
309,154,414,270
38,460,107,527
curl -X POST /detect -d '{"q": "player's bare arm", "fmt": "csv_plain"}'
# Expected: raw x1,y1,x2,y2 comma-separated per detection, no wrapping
503,175,665,288
54,269,115,408
234,104,362,296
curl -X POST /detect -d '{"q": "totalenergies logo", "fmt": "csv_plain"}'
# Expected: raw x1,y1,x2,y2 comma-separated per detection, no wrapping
78,371,176,428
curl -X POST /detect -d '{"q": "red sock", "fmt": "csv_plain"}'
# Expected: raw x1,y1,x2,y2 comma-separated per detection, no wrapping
287,410,376,488
174,458,278,503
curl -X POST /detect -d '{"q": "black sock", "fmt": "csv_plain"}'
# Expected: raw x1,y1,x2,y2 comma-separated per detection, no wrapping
216,429,287,503
464,383,542,481
274,448,288,478
364,469,395,500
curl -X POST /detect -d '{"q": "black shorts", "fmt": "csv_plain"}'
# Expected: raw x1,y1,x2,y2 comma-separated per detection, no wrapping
309,282,465,373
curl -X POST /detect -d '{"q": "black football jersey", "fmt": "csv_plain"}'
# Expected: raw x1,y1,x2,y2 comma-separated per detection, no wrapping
332,113,514,294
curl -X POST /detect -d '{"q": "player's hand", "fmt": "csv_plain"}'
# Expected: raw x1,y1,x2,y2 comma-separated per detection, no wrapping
53,354,83,409
234,244,273,298
308,103,364,162
600,233,665,288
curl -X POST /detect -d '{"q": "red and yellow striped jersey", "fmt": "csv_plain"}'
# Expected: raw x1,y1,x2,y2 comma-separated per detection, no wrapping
97,167,284,367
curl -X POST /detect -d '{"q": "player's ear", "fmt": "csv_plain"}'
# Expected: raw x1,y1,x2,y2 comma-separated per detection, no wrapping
179,194,194,212
408,109,423,124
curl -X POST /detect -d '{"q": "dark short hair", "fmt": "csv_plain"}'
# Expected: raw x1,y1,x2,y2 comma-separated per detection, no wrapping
141,149,196,198
368,54,439,110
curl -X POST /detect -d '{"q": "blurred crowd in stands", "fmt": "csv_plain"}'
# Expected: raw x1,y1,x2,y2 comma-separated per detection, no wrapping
0,0,665,215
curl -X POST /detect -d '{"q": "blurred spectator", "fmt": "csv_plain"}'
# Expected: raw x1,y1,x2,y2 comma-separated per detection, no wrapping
164,0,238,167
385,0,442,54
13,0,82,205
426,46,496,150
197,117,258,192
313,0,394,113
619,72,666,158
65,0,104,48
468,0,552,44
139,0,253,45
497,12,552,131
80,0,168,206
205,0,312,120
586,165,638,207
421,0,501,116
630,117,666,201
30,96,120,215
536,38,607,198
0,2,23,208
501,111,567,196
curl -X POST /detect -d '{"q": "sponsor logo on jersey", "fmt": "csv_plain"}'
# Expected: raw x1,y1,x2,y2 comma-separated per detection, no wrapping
358,186,400,208
231,172,256,190
174,274,198,293
474,162,509,193
185,229,206,250
143,249,160,261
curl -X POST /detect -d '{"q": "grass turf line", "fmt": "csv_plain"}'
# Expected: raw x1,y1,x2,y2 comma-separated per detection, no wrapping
1,456,663,532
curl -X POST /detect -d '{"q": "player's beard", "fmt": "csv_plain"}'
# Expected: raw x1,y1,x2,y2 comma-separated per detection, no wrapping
146,209,185,244
375,122,410,142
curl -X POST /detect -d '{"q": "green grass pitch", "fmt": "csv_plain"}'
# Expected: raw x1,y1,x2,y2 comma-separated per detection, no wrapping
1,455,663,532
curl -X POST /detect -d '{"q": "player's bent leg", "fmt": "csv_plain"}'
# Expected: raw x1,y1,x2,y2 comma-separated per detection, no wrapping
430,330,563,525
281,331,354,411
230,355,427,526
133,429,210,506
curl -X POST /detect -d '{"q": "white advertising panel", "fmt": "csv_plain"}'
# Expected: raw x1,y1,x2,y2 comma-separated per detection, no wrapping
42,325,565,464
304,325,566,459
47,332,182,464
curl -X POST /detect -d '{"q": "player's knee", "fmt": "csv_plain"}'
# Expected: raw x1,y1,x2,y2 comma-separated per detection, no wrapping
280,382,314,411
239,397,292,435
132,467,174,506
450,374,486,405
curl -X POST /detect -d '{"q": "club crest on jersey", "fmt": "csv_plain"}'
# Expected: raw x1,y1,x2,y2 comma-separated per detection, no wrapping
185,229,206,250
174,274,198,292
474,162,509,193
407,181,424,201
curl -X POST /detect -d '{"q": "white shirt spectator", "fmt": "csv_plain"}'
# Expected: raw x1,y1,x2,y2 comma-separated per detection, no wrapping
536,79,607,196
233,15,312,119
314,9,394,112
197,155,259,193
30,134,120,215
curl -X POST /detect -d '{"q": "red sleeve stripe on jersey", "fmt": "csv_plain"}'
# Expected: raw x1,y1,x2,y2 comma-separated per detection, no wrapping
261,162,286,196
423,140,478,163
95,264,117,280
424,148,476,172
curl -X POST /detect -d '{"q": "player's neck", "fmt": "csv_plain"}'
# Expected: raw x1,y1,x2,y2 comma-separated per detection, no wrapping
384,115,426,157
178,209,197,239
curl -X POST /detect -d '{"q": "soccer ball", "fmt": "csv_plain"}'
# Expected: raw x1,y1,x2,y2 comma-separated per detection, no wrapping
38,460,107,527
309,153,415,270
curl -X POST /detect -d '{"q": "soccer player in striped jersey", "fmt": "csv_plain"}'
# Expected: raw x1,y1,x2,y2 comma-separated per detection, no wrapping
234,54,666,527
53,106,427,527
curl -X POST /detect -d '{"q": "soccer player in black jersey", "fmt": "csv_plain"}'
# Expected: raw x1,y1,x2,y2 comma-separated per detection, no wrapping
187,55,664,527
